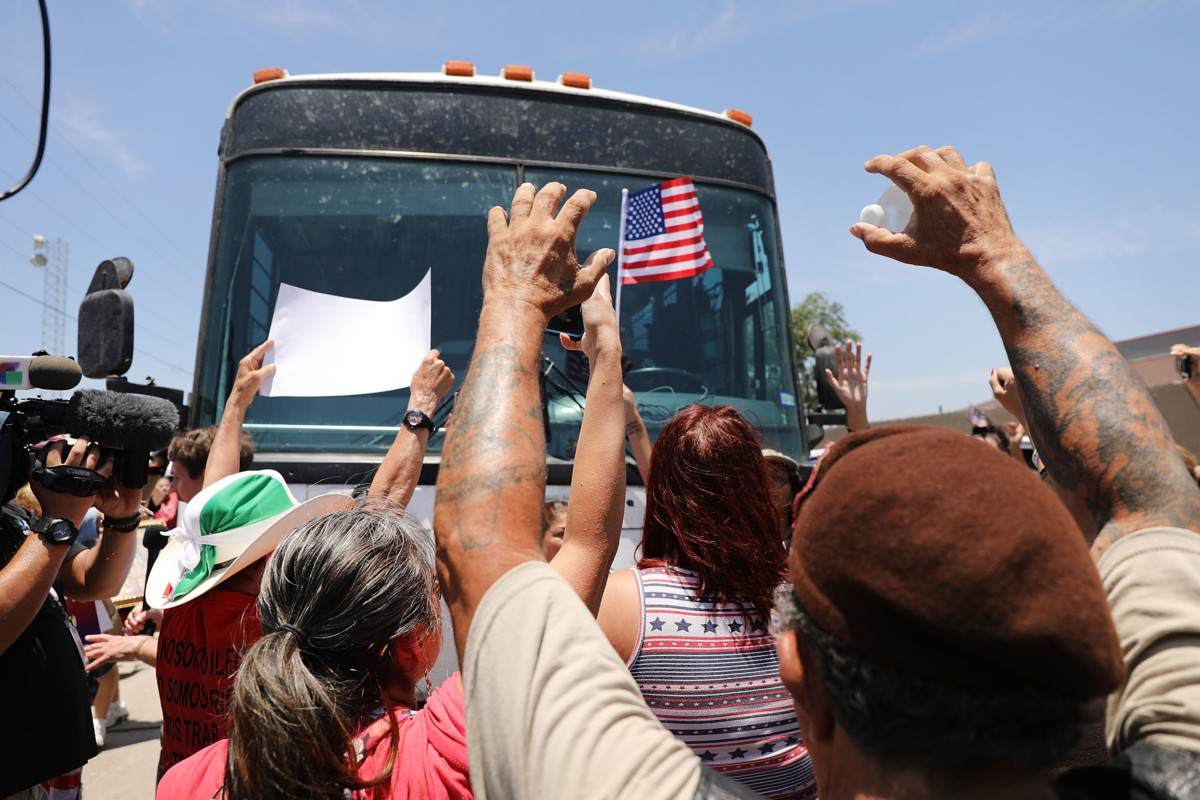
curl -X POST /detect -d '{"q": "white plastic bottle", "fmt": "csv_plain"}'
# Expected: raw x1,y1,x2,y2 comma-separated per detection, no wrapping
859,184,913,233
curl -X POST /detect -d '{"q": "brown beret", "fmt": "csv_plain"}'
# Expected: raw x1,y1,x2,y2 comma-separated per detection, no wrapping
789,425,1124,699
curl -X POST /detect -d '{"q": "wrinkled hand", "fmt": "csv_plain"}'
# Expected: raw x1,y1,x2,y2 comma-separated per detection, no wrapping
989,367,1027,424
484,182,613,319
850,146,1027,278
823,340,871,410
560,273,619,363
229,340,276,407
31,437,107,527
409,349,455,416
84,633,144,670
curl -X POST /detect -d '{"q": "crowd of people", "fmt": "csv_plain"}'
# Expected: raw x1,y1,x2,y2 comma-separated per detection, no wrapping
3,145,1200,800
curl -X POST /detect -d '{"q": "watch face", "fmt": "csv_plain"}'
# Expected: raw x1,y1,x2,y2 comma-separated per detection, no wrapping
405,410,433,431
34,517,77,545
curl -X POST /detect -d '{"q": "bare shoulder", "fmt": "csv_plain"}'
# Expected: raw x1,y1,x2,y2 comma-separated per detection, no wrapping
597,569,642,664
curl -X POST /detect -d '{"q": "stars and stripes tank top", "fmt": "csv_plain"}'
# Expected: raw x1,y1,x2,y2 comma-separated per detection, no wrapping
627,566,817,800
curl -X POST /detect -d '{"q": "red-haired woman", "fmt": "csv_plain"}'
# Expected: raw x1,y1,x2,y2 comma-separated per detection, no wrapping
596,405,816,799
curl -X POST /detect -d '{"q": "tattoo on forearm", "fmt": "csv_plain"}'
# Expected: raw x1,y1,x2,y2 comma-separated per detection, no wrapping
999,260,1200,536
437,344,546,549
625,420,644,437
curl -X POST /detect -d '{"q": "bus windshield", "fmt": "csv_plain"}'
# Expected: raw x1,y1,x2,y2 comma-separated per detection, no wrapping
193,155,802,458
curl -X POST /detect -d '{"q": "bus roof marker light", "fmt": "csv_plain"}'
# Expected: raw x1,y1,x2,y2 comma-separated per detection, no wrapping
253,68,289,84
502,65,534,81
559,72,592,89
443,61,476,77
723,108,753,127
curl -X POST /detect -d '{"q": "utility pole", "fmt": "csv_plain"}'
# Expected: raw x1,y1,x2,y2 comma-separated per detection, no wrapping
31,235,68,356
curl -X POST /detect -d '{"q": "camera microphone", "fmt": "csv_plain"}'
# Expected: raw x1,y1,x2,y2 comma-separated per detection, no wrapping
63,390,179,488
64,390,178,453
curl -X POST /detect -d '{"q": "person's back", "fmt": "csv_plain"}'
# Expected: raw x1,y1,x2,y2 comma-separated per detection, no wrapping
599,404,814,799
156,584,261,771
631,566,814,799
159,506,472,800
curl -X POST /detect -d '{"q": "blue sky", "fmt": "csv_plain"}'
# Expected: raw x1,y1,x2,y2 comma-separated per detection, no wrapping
1,0,1195,422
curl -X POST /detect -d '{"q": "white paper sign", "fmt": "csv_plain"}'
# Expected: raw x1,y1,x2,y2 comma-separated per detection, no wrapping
260,271,432,397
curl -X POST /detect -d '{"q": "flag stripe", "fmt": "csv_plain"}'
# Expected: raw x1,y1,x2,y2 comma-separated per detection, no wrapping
619,177,712,285
623,231,706,255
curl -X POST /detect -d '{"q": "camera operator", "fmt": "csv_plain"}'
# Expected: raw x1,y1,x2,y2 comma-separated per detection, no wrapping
0,435,142,798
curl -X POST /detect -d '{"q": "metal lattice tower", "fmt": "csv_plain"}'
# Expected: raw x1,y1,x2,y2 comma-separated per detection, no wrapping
35,237,68,355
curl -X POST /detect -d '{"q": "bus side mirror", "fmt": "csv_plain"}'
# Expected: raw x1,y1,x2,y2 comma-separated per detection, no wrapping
812,344,845,412
78,258,135,379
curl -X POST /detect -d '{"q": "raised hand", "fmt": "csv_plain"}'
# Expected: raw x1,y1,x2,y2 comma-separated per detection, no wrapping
823,340,871,433
559,273,619,365
483,182,613,319
988,366,1028,427
850,146,1029,280
409,349,455,416
229,340,276,409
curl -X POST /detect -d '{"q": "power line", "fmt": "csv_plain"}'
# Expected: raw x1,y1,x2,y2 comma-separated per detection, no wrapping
0,70,200,269
2,247,194,377
6,215,201,341
0,107,200,284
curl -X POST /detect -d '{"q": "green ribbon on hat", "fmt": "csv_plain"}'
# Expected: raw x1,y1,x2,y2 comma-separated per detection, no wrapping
171,472,295,599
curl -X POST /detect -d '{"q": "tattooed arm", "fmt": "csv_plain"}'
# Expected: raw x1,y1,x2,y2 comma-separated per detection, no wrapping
851,146,1200,544
434,182,613,661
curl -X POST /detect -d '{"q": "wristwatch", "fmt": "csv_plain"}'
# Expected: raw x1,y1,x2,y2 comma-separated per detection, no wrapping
403,409,435,434
32,516,79,547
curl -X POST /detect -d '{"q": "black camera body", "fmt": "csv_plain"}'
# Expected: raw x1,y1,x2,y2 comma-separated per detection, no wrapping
1179,354,1195,381
0,395,70,504
1,389,179,505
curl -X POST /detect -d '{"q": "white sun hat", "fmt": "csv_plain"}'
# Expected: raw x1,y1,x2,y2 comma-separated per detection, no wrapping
145,470,354,610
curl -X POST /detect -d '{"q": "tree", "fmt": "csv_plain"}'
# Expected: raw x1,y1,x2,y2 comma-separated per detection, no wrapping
791,292,861,412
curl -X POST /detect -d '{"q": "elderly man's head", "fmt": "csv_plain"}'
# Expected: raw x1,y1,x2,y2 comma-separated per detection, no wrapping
775,426,1124,792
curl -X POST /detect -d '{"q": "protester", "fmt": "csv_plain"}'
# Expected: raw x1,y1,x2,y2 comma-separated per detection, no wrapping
434,161,1200,800
158,272,628,799
595,404,814,798
156,504,470,800
145,342,457,774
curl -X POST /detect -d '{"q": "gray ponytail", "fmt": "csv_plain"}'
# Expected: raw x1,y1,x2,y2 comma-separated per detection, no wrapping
224,505,439,800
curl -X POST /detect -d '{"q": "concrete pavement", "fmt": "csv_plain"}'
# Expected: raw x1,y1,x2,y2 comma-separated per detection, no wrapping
84,660,162,800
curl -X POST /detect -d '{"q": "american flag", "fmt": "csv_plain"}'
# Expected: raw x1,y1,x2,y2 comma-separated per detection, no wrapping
618,177,713,284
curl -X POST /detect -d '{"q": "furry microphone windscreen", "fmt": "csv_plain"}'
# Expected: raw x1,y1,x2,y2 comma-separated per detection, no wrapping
64,390,180,452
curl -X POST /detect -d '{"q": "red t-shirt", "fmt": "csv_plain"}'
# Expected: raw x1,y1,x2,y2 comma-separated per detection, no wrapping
157,675,471,800
156,589,261,773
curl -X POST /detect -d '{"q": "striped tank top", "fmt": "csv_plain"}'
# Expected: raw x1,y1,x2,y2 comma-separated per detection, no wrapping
627,566,816,800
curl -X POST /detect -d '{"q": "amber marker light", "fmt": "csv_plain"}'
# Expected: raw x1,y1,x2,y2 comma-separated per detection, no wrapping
559,72,592,89
502,65,534,81
723,108,753,127
253,68,288,84
443,61,476,77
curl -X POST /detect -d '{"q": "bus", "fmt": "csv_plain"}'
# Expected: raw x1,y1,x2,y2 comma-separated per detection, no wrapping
189,63,805,559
